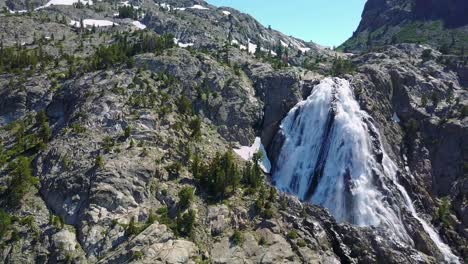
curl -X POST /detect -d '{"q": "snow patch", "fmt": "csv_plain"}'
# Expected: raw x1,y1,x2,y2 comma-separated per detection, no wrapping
70,19,116,28
158,3,171,10
248,42,257,54
234,137,271,173
36,0,93,10
132,21,146,30
173,38,194,48
178,42,194,48
299,47,310,53
221,10,230,16
8,9,27,14
189,4,209,10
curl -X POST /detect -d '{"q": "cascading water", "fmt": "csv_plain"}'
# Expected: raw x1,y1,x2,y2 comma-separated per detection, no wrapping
272,77,459,263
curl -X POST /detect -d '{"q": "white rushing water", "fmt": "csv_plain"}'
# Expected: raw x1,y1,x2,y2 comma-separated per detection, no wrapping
272,77,459,263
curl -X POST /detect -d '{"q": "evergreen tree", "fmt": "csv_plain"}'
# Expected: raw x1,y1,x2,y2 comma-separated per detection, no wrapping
255,42,262,58
7,156,39,207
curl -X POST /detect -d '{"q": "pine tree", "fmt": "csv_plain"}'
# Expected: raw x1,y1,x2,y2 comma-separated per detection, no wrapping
255,42,262,58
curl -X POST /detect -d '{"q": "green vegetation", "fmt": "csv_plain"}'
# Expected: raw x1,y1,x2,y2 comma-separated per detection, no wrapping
166,161,182,178
0,210,12,239
421,49,433,62
437,197,451,228
251,42,289,69
192,150,240,200
287,230,299,239
189,117,202,139
330,57,355,76
6,157,39,207
297,239,306,247
50,214,64,229
84,33,174,72
231,230,244,246
191,150,265,201
0,45,53,74
102,136,115,152
176,209,196,237
126,217,140,236
118,5,140,20
177,95,193,116
132,251,143,260
156,205,197,238
95,155,104,168
242,152,264,189
123,126,132,139
178,187,194,210
340,20,468,55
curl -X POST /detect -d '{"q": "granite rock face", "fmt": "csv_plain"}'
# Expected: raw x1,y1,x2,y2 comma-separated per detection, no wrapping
0,0,466,263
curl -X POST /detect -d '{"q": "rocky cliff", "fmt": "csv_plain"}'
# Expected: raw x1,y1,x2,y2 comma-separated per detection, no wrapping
0,0,466,263
340,0,468,54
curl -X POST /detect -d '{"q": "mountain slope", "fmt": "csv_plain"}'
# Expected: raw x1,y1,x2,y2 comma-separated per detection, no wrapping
0,0,467,263
340,0,468,54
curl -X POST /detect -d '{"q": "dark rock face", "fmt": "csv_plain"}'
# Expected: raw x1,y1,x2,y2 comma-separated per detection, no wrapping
414,0,468,28
341,0,468,53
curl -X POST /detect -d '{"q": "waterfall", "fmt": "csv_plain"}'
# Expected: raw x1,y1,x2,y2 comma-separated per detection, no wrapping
272,77,459,263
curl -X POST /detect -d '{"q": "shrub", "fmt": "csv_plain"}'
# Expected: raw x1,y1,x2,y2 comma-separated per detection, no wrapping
102,136,115,152
0,145,7,167
297,239,306,247
176,209,196,237
123,126,132,139
50,214,64,229
126,217,139,236
421,49,433,62
262,208,274,219
39,122,52,142
330,58,355,76
95,155,104,168
231,230,244,246
178,187,194,210
258,236,266,245
189,117,202,139
177,96,193,116
0,210,12,239
147,210,157,225
132,251,143,260
166,162,182,178
437,197,451,228
287,230,298,239
156,207,173,226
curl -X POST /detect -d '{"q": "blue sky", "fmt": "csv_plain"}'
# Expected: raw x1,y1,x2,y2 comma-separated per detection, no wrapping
206,0,367,47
